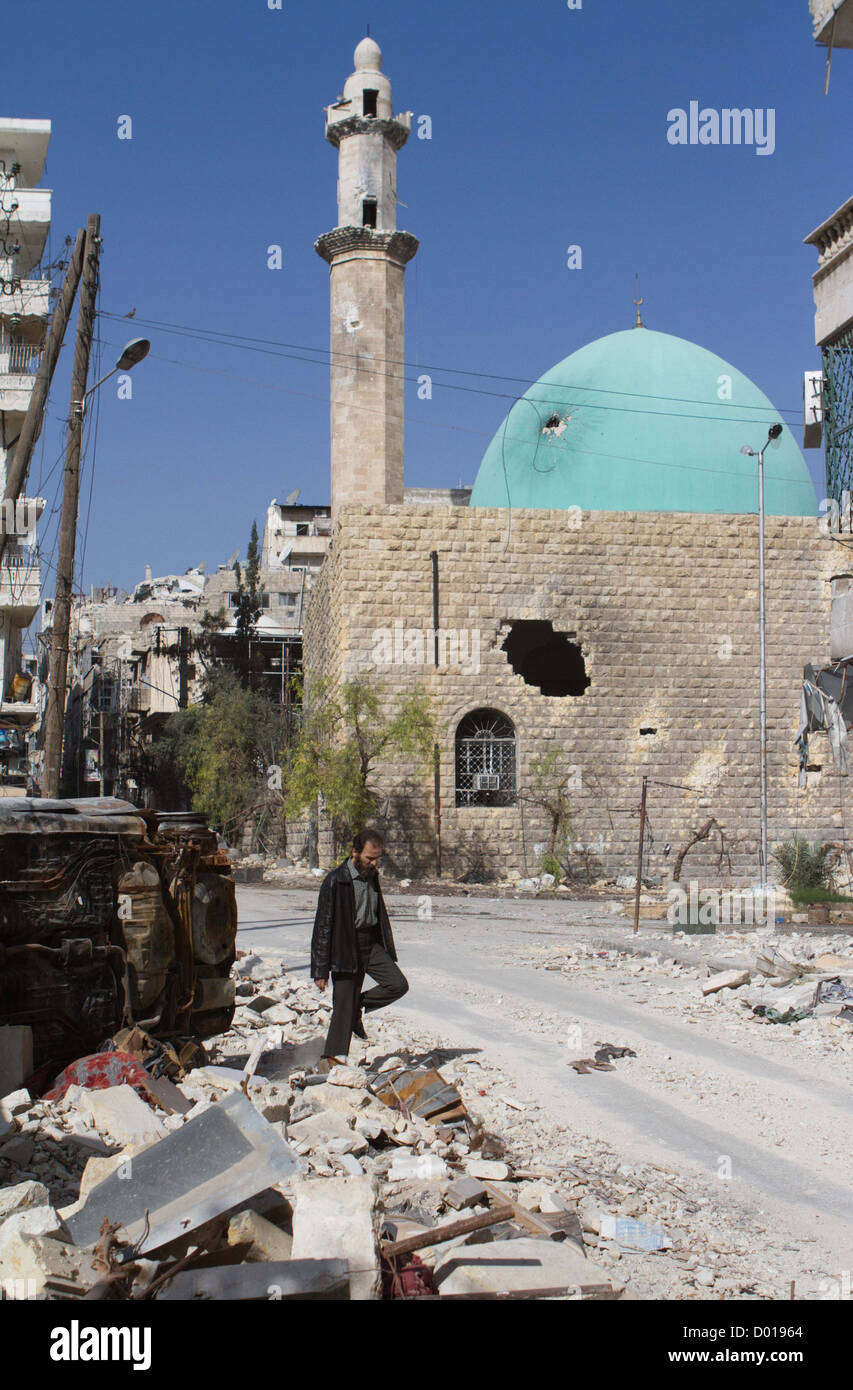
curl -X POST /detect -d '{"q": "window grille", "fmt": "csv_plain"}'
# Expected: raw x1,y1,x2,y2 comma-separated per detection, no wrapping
455,709,516,807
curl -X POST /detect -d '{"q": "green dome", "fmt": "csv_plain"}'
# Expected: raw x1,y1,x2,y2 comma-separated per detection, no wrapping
469,328,817,515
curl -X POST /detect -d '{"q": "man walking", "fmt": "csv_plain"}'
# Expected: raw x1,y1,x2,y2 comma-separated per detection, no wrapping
311,828,408,1066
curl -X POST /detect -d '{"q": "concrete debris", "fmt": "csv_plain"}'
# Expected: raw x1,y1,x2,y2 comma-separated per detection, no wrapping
65,1088,300,1254
446,1177,487,1210
465,1159,510,1181
78,1085,169,1147
156,1258,350,1301
0,1089,32,1121
433,1236,622,1298
702,969,751,996
291,1176,382,1300
227,1208,294,1262
0,1180,50,1220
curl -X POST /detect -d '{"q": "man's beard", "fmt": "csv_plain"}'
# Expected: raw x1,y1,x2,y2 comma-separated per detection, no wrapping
355,855,377,876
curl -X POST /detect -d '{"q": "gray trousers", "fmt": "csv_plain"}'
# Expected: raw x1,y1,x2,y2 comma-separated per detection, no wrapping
323,926,408,1057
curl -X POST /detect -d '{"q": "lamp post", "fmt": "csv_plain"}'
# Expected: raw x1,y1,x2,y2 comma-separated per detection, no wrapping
740,423,784,886
43,331,150,799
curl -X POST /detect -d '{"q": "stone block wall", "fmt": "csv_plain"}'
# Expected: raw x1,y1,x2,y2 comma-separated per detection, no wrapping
304,504,843,887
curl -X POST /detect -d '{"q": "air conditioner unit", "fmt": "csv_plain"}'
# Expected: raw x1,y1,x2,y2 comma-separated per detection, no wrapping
475,773,499,791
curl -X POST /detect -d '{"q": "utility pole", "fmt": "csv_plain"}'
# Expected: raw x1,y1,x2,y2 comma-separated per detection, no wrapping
42,214,100,799
178,627,189,709
0,228,85,566
632,775,648,934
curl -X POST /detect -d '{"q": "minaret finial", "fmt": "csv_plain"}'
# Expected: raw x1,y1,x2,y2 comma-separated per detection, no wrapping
633,274,644,328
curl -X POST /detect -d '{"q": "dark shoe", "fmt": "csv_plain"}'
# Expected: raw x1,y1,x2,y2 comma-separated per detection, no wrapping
352,1014,367,1040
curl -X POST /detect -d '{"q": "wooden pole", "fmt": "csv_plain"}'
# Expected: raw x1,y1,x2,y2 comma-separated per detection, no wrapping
0,228,85,565
632,775,648,935
43,215,100,799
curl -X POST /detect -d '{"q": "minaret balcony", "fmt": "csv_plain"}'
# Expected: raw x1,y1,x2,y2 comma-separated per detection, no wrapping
324,112,412,150
315,226,419,266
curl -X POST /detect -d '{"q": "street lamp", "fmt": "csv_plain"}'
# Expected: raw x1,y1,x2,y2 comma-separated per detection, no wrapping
740,423,784,887
77,338,150,414
43,337,150,799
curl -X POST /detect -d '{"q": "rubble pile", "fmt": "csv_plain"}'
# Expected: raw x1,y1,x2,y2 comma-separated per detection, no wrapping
521,929,853,1056
0,949,637,1301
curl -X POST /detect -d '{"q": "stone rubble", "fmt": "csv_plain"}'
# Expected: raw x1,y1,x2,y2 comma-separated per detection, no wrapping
2,933,843,1300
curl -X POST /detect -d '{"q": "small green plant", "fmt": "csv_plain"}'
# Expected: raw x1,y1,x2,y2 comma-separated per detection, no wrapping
772,838,833,895
538,852,563,881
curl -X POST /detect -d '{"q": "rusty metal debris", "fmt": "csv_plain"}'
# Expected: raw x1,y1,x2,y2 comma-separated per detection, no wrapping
373,1066,468,1126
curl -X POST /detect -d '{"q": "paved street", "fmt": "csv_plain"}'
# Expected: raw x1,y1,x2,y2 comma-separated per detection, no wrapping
237,881,853,1296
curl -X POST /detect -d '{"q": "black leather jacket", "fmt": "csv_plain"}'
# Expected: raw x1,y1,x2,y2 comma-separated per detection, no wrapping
310,858,397,979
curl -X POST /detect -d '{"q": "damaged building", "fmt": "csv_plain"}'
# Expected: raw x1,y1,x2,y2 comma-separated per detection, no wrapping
304,36,846,885
0,120,50,795
49,502,330,801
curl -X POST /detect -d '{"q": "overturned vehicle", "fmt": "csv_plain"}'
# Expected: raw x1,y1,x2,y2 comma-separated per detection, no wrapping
0,799,237,1078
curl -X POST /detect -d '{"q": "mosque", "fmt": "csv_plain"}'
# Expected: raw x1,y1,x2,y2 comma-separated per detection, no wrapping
305,36,840,885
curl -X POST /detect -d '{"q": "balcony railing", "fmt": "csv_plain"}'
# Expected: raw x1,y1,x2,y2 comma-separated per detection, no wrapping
0,339,42,375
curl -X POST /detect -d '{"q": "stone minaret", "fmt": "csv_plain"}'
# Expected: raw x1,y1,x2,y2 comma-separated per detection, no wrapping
315,37,418,516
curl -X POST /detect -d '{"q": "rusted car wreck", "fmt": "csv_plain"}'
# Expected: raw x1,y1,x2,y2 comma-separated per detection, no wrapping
0,799,237,1077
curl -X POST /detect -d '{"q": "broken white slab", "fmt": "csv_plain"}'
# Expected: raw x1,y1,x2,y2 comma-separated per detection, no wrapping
79,1085,168,1146
326,1065,370,1089
291,1176,381,1300
465,1159,510,1181
0,1181,50,1222
0,1089,32,1121
310,1082,377,1115
287,1111,359,1150
434,1236,621,1297
702,969,750,996
335,1153,365,1177
259,1003,297,1025
0,1205,65,1247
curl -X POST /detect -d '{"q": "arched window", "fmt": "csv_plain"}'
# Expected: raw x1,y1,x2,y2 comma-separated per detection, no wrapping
455,709,516,807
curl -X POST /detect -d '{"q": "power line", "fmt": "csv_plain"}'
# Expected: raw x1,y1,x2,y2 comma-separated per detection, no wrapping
99,308,805,421
98,335,816,488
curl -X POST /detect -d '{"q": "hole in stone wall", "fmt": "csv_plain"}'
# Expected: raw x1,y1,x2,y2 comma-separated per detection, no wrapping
500,620,590,697
363,89,378,117
362,198,378,228
639,727,657,735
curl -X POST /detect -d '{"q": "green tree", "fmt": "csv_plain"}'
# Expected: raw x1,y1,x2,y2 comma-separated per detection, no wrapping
520,750,575,879
284,674,436,847
149,667,288,851
234,521,264,641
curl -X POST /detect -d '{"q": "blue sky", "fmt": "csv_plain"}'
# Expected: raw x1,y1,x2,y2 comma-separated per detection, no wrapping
6,0,851,625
